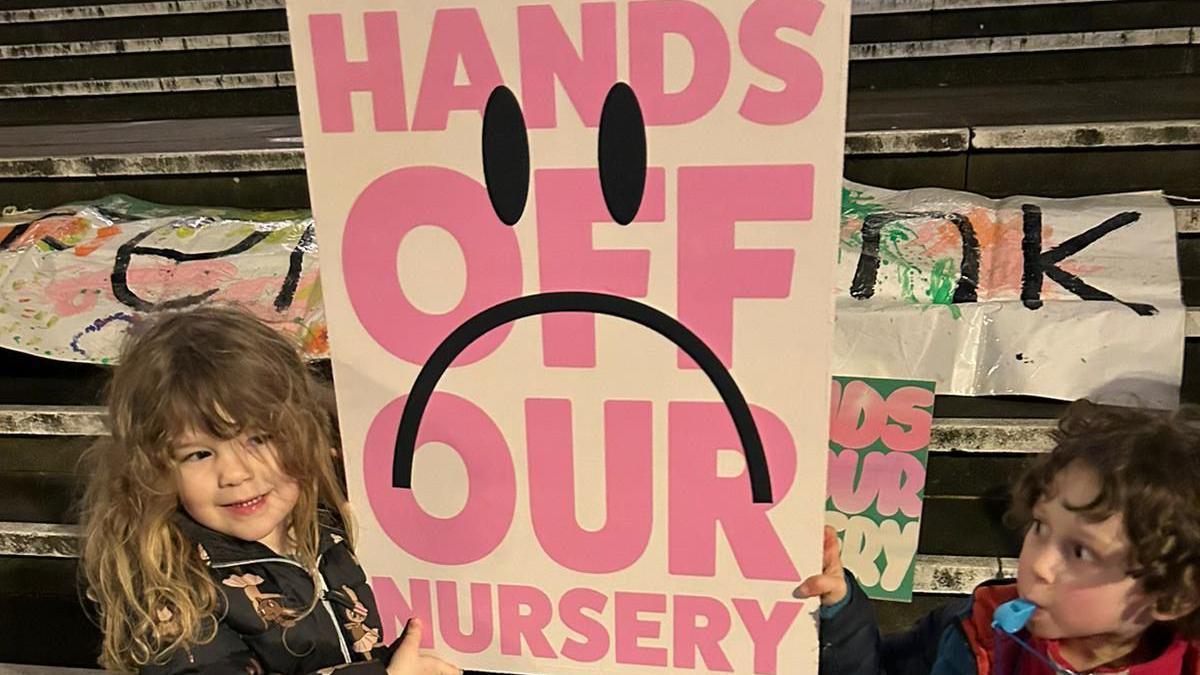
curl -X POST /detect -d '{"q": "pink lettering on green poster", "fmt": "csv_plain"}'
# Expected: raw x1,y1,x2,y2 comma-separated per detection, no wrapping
826,375,936,601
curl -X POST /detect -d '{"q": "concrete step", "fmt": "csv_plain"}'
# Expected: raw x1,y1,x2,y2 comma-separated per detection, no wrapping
852,0,1200,41
0,406,1065,454
0,30,288,58
852,26,1196,60
4,0,1191,36
11,0,1190,52
5,26,1193,62
0,0,281,22
0,0,1137,21
0,3,1193,95
0,405,1084,454
2,108,1196,206
2,27,1194,88
2,115,1197,178
0,431,1032,558
0,2,284,45
854,0,1132,13
0,0,1152,18
0,70,293,99
0,518,1017,594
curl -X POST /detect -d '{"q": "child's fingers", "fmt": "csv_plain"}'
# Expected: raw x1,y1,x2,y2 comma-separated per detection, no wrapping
395,617,423,658
792,574,821,599
419,654,462,675
793,572,848,606
793,573,838,599
822,526,843,574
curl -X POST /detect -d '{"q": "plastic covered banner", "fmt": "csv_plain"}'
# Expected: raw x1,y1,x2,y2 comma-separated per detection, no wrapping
835,182,1184,408
1,181,1183,412
0,195,326,363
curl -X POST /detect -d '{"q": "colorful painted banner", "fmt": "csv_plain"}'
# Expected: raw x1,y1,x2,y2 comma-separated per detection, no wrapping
0,182,1183,412
826,375,935,602
836,182,1183,408
284,1,851,673
0,195,326,363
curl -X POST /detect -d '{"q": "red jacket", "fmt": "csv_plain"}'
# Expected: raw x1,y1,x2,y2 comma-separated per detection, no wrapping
818,573,1200,675
962,583,1200,675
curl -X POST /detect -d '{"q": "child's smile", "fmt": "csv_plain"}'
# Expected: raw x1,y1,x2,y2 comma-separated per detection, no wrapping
172,429,300,555
222,492,271,516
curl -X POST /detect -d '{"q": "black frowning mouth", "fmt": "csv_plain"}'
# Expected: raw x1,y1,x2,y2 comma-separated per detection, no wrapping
390,291,774,503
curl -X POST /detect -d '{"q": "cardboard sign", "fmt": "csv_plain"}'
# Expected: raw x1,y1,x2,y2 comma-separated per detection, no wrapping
826,375,935,602
284,2,850,672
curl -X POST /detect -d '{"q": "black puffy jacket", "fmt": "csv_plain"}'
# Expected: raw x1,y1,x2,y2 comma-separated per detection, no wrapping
142,514,393,674
818,570,971,675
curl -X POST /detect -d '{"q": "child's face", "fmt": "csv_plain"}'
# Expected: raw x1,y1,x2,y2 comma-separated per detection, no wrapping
172,429,300,554
1016,462,1156,643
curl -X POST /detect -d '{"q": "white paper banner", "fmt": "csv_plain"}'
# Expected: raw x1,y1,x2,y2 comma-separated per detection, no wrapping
835,182,1184,408
0,196,326,362
1,183,1181,411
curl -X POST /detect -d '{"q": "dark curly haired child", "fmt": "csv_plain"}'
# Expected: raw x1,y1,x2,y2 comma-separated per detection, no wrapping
799,399,1200,674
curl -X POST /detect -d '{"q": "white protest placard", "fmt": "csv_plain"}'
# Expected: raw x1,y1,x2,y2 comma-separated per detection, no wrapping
284,2,850,672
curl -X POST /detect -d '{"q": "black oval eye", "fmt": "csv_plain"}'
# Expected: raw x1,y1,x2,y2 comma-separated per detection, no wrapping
481,85,530,226
598,82,647,226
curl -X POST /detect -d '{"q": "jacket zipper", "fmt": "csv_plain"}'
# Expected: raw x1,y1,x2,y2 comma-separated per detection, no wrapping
211,555,353,664
314,553,353,662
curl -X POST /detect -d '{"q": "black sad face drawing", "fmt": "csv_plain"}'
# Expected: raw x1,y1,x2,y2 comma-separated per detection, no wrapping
390,82,774,504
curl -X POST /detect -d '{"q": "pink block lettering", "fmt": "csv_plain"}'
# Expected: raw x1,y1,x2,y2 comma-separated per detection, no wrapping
343,167,520,366
677,165,810,369
737,0,825,125
309,12,407,132
826,447,877,515
527,399,653,573
518,3,616,128
673,595,733,671
372,576,434,648
875,451,926,518
882,385,935,452
827,450,925,518
498,585,557,658
363,393,516,564
614,592,668,666
731,599,803,674
559,588,610,663
829,380,842,432
668,402,799,580
829,379,885,449
628,0,731,126
412,8,503,131
534,168,665,367
436,581,493,654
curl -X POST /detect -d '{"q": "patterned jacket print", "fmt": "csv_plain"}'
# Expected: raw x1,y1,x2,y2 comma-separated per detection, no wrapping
141,513,392,674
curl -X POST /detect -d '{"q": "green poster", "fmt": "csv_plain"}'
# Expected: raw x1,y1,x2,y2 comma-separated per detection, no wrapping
826,375,936,601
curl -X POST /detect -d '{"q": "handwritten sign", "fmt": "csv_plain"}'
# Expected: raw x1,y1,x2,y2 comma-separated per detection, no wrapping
826,375,934,601
284,1,850,673
835,182,1183,408
0,196,324,362
1,183,1180,412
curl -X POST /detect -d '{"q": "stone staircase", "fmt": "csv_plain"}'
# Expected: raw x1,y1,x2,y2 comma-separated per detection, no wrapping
1,0,1198,668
